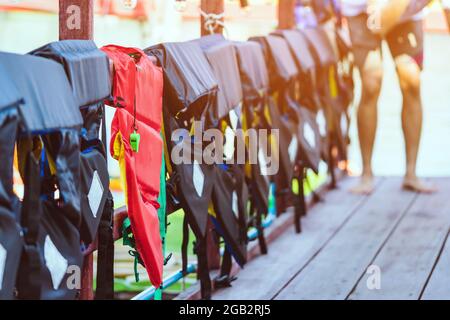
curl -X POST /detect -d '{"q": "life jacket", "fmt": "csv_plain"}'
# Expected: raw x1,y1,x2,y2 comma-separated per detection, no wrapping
249,36,298,192
196,35,249,287
250,35,322,231
266,34,322,223
31,40,115,299
101,45,164,288
0,65,24,300
233,40,272,255
311,0,338,24
0,52,84,300
273,29,330,167
301,27,351,165
146,41,219,299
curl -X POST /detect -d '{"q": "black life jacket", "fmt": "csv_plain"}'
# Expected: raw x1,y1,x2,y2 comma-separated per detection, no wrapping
300,27,350,163
196,35,250,287
30,40,114,299
248,36,298,192
233,40,272,255
146,41,219,299
249,36,314,232
0,52,84,300
0,65,24,300
272,29,331,163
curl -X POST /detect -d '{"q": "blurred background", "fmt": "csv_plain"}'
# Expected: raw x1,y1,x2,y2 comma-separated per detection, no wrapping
1,0,449,297
1,0,449,178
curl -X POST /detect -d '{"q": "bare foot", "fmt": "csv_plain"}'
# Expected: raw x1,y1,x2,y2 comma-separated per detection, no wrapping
403,177,437,194
350,175,375,195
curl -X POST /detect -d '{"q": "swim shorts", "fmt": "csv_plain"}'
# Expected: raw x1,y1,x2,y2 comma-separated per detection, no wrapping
346,13,424,69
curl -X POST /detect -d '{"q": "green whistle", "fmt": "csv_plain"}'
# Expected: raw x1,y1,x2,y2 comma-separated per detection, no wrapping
130,130,141,153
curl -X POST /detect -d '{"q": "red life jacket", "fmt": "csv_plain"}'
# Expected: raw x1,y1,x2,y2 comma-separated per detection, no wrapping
101,45,164,287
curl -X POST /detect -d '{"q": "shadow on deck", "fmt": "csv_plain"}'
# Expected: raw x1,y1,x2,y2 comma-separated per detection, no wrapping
212,177,450,300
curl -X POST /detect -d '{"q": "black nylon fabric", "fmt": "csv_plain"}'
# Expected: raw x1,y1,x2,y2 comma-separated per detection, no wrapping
301,27,338,67
30,40,111,109
269,32,322,173
0,52,83,299
0,65,23,112
294,107,322,174
31,41,112,246
79,144,109,244
300,27,349,162
196,36,243,121
211,166,247,267
145,42,218,125
0,52,82,132
0,108,23,300
148,42,219,299
255,35,321,173
233,41,271,216
32,42,114,299
196,36,250,270
273,30,316,74
36,130,83,300
248,36,297,189
233,41,269,100
168,119,215,239
16,130,83,300
272,29,320,112
264,35,299,88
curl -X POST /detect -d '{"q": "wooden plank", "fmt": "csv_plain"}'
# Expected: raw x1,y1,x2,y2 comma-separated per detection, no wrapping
421,232,450,300
59,0,94,40
276,178,417,300
213,177,374,300
177,171,348,300
348,179,450,300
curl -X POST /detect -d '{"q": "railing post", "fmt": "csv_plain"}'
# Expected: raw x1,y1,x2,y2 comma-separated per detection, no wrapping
445,8,450,32
200,0,224,271
59,0,94,40
59,0,95,300
200,0,225,36
278,0,296,30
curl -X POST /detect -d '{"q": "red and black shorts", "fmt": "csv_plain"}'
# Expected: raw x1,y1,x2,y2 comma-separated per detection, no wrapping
346,14,424,70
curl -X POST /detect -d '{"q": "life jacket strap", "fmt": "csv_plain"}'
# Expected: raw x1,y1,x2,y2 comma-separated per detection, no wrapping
181,214,190,276
95,192,115,300
214,250,237,289
17,150,42,300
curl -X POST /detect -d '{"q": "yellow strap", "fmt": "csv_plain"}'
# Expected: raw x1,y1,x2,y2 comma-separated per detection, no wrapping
208,202,217,219
329,66,339,99
113,132,129,205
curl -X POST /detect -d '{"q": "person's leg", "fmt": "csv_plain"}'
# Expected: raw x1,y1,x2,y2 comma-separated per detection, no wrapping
394,56,435,193
346,14,383,194
389,20,437,193
350,50,383,194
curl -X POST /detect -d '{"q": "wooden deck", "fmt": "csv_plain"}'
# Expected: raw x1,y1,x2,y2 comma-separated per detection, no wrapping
212,177,450,300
